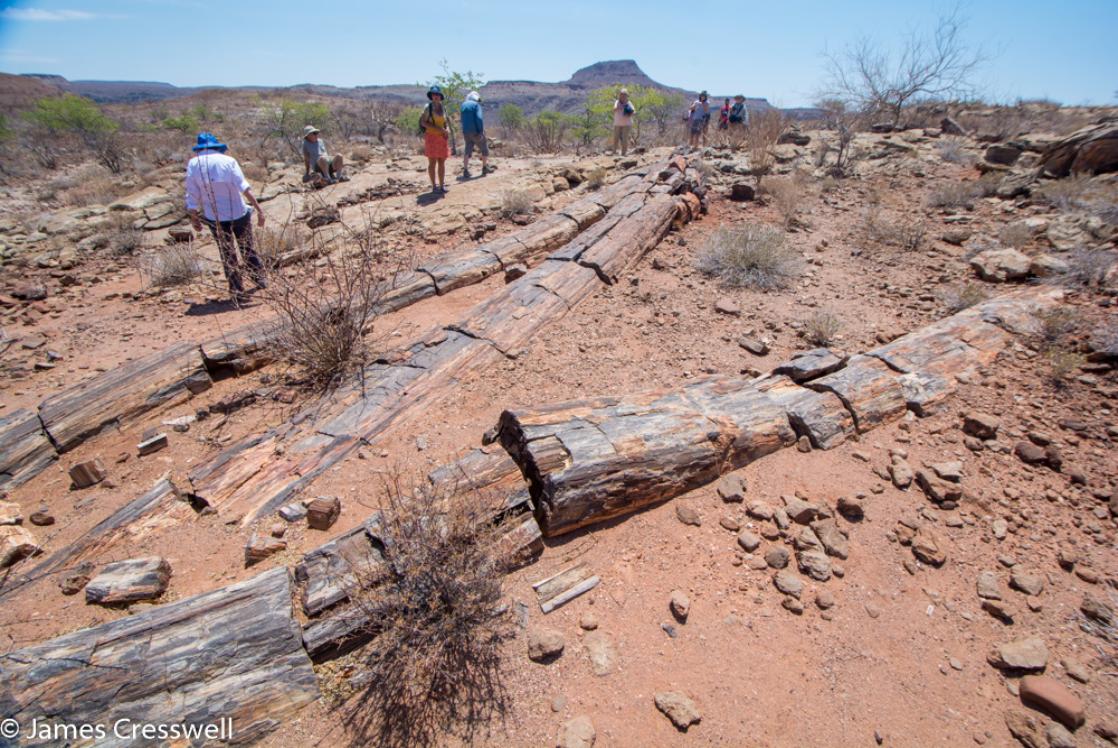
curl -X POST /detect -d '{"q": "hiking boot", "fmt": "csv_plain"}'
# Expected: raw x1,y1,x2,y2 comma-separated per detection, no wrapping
462,168,471,178
481,165,490,176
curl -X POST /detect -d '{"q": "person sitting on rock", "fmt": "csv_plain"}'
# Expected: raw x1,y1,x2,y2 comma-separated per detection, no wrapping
460,90,489,178
302,125,346,185
184,132,266,305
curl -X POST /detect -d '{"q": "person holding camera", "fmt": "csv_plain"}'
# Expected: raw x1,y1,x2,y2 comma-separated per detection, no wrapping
611,88,636,156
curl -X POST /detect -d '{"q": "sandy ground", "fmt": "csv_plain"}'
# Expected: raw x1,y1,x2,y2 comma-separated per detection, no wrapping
2,133,1116,747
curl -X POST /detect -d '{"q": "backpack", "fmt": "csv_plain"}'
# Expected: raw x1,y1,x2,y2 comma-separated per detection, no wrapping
417,103,431,137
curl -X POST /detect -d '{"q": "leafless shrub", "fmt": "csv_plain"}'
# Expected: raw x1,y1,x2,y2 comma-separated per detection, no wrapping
864,208,925,250
941,282,989,313
1054,249,1117,290
585,166,607,190
142,244,204,287
813,98,860,176
927,181,979,210
997,221,1033,249
108,226,144,256
1034,307,1081,348
822,8,984,125
820,176,838,194
935,137,972,164
262,225,397,392
761,175,806,228
1038,176,1094,212
499,189,533,219
344,478,511,748
803,310,842,346
349,144,375,163
745,109,786,178
1045,349,1084,389
696,223,800,290
254,224,311,269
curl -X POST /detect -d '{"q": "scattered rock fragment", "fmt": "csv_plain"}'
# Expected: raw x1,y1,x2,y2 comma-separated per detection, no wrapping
278,502,307,522
797,549,832,582
1019,675,1085,730
584,631,617,676
527,627,565,662
716,474,746,503
773,569,804,598
654,691,701,731
85,556,171,604
29,506,54,526
970,247,1031,282
811,518,849,559
963,413,1000,440
0,525,41,568
306,496,341,530
670,590,690,622
889,456,914,489
59,560,96,595
0,501,22,526
1009,569,1044,597
1045,723,1077,748
676,503,702,526
245,533,287,566
988,637,1048,672
558,716,596,748
1004,711,1044,748
736,530,761,553
912,526,946,566
137,433,168,456
69,458,107,488
765,547,790,569
976,571,1002,600
1080,593,1113,625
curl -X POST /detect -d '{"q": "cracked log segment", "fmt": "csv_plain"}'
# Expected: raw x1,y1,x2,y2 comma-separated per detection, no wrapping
498,286,1062,537
498,378,797,537
0,567,319,746
0,408,55,489
185,158,699,526
38,341,213,454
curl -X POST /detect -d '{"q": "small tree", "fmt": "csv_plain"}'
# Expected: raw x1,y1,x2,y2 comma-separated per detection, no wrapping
264,99,332,155
424,60,485,153
523,111,571,154
583,84,686,148
822,7,984,125
23,93,124,172
814,98,861,176
498,103,524,138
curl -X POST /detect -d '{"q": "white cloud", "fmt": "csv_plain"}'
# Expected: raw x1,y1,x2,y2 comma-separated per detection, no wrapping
0,49,61,63
0,8,98,21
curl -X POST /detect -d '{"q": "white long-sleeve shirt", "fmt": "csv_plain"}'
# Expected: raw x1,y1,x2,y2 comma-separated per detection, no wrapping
185,150,251,222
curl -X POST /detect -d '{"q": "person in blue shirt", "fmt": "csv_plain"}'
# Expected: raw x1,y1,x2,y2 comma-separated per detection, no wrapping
459,91,489,178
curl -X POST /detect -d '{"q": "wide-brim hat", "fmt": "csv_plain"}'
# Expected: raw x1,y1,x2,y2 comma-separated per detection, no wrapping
699,90,709,99
303,125,321,138
619,88,629,96
192,131,227,152
427,85,443,100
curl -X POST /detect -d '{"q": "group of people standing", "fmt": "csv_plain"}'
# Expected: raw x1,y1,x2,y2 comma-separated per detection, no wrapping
611,88,752,155
419,85,489,193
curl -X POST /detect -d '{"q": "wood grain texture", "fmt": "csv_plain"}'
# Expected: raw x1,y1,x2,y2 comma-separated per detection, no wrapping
38,341,213,452
0,567,318,746
0,408,56,488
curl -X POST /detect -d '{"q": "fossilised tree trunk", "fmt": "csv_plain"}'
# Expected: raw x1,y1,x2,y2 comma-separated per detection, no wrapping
498,286,1064,537
1039,117,1118,177
0,408,55,489
0,567,319,747
498,378,797,537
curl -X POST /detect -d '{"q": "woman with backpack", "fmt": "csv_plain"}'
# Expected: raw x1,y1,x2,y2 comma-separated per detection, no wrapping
419,85,451,193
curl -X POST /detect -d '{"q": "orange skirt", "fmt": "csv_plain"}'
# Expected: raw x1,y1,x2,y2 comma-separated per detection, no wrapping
424,131,449,159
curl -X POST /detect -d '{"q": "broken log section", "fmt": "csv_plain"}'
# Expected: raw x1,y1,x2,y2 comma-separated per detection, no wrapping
0,408,55,489
499,286,1062,536
185,158,700,526
0,567,318,746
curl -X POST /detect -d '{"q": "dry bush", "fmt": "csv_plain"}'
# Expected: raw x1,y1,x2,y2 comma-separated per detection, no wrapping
349,144,375,163
997,221,1033,249
585,166,607,190
863,209,926,250
240,161,268,184
745,109,785,177
927,181,978,210
1054,249,1118,290
142,244,204,287
761,174,807,228
803,310,842,346
935,137,972,164
1034,307,1081,348
941,282,989,313
499,189,533,219
1045,349,1084,389
254,224,311,268
107,226,144,256
696,223,800,290
1037,176,1094,212
344,478,511,747
820,175,838,194
263,235,390,392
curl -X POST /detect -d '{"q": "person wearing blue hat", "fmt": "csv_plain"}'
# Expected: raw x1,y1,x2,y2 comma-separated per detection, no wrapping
184,132,266,304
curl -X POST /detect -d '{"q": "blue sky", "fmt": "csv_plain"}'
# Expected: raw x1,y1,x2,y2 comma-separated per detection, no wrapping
0,0,1115,107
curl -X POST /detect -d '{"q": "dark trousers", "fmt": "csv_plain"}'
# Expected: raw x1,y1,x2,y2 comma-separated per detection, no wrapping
205,212,264,294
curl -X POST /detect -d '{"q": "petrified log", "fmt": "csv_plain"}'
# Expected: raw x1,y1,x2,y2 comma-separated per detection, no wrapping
0,567,319,746
68,458,107,488
498,376,796,537
1039,117,1118,177
186,159,698,525
306,496,341,530
0,525,41,568
426,446,522,494
0,408,56,488
804,354,907,433
38,341,212,452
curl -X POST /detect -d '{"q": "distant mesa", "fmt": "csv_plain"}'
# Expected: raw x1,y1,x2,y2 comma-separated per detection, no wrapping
12,61,820,119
